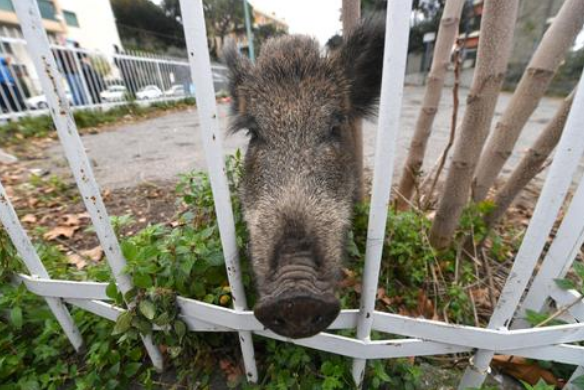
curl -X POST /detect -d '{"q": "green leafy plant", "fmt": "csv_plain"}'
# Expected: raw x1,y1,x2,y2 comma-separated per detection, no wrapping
520,379,556,390
0,152,539,389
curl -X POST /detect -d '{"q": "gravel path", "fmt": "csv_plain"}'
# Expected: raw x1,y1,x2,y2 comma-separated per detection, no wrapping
41,85,570,191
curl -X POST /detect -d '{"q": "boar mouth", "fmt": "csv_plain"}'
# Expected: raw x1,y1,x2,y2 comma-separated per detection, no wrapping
254,289,340,339
254,263,340,339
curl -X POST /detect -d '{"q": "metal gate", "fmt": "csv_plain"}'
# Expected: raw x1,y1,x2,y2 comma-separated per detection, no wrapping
2,1,584,389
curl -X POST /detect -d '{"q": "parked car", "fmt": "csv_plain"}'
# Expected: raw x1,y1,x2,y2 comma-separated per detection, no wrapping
136,85,163,100
26,92,73,110
164,85,186,97
100,85,127,103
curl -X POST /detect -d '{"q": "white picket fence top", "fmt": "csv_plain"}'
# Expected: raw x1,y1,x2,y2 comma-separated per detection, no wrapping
1,1,584,388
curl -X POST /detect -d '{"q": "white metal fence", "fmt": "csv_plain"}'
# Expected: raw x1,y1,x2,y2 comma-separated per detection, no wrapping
2,0,584,389
0,27,229,122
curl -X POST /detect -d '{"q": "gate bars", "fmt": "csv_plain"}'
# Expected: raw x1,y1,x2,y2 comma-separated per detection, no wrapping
1,0,584,389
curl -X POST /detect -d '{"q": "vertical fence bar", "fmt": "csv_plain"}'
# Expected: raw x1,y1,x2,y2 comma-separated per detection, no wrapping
13,0,163,371
178,0,258,382
0,58,25,113
156,58,165,92
0,181,83,350
85,50,103,107
0,61,15,115
458,71,584,390
120,52,138,99
0,37,30,115
71,47,91,106
351,1,413,387
515,172,584,327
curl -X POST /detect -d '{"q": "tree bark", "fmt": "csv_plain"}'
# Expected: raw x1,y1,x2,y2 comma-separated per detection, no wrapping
395,0,465,210
429,0,519,250
471,0,584,202
342,0,364,201
483,89,576,230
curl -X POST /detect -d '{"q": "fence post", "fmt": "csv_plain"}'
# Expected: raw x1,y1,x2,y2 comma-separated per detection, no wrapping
70,47,92,106
13,0,164,371
351,1,413,387
178,0,258,382
458,70,584,390
515,173,584,327
0,181,83,351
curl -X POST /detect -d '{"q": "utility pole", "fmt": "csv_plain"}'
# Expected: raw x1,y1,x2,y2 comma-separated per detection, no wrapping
242,0,255,62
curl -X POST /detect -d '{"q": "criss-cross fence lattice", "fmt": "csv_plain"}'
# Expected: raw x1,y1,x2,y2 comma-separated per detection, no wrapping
2,0,584,389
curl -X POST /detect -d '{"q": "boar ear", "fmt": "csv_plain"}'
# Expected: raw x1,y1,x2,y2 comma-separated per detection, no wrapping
224,43,252,116
336,15,386,118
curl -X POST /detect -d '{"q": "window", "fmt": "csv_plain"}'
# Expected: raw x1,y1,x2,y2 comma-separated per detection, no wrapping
38,0,57,21
64,10,79,27
0,0,14,12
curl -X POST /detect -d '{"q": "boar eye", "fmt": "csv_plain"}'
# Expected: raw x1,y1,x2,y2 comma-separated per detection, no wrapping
329,113,345,141
330,125,342,140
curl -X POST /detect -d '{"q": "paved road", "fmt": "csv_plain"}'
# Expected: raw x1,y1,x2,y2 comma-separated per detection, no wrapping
43,85,568,190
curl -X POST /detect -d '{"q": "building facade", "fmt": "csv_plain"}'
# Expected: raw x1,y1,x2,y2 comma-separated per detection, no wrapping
0,0,122,56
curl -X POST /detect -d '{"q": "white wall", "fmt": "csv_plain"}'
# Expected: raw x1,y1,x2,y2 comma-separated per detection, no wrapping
58,0,122,58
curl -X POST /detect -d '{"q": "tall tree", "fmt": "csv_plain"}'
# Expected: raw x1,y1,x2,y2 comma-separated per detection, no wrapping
429,0,520,250
111,0,185,49
471,0,584,202
395,0,465,210
161,0,181,22
203,0,249,56
482,89,576,232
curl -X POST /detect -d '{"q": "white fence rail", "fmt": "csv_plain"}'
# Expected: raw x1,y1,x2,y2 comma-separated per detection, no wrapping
0,29,228,123
1,0,584,389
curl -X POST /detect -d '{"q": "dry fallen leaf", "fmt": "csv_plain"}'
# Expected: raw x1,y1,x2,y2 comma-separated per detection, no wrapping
43,225,79,241
492,355,560,387
21,214,37,224
67,253,87,270
62,214,82,227
219,359,243,385
470,288,492,309
81,246,103,262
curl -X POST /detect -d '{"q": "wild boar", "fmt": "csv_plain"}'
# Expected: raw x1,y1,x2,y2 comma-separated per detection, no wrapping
226,17,385,339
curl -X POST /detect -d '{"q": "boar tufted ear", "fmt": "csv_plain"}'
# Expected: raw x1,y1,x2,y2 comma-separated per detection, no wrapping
336,15,386,118
224,43,252,116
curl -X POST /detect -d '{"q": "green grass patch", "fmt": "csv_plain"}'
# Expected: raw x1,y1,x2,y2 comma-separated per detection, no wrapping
0,98,196,147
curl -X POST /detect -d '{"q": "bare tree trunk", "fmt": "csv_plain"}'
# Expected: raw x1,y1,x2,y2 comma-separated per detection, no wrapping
429,0,519,250
483,89,576,230
471,0,584,202
395,0,465,210
342,0,364,201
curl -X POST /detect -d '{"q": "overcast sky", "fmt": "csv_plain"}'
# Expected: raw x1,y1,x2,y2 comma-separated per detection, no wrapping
149,0,583,49
249,0,342,45
149,0,342,45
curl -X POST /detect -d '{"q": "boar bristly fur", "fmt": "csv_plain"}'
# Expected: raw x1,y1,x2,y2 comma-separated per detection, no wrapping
225,16,385,339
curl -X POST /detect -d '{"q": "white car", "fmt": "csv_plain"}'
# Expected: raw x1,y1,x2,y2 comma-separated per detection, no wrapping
26,92,73,110
164,85,186,97
100,85,127,103
136,85,163,100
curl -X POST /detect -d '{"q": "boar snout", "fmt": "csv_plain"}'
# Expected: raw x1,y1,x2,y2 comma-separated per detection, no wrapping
255,291,340,339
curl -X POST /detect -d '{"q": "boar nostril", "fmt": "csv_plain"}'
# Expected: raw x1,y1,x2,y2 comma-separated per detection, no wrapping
254,294,340,339
273,318,284,327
